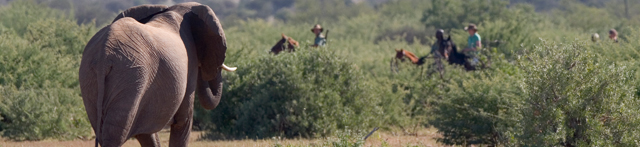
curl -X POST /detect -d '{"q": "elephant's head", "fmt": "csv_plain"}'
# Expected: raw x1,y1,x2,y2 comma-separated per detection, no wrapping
113,2,236,110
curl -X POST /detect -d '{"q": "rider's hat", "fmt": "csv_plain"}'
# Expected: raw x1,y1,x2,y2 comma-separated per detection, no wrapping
464,23,478,31
311,24,323,33
609,29,618,35
591,33,599,42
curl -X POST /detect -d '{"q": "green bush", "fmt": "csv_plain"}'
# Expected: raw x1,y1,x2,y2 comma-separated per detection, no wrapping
0,86,90,140
448,6,539,59
421,0,511,31
319,129,367,147
549,1,618,32
429,66,523,146
201,48,384,139
0,1,94,140
516,40,640,146
0,0,70,35
286,0,374,24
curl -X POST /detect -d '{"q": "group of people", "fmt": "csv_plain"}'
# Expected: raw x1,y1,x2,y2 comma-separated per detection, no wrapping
430,23,482,66
592,29,619,43
431,24,621,67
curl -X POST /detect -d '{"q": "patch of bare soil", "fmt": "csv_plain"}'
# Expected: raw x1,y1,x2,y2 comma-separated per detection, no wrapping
0,128,442,147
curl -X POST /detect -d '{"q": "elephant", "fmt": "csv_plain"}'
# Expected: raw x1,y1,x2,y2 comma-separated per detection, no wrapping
79,2,236,147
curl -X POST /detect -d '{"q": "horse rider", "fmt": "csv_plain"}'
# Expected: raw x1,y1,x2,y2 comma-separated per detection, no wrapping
462,23,481,66
431,29,447,59
311,24,327,47
609,29,618,43
591,33,599,43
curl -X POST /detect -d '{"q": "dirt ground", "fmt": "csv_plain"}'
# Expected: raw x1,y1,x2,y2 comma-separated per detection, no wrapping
0,128,441,147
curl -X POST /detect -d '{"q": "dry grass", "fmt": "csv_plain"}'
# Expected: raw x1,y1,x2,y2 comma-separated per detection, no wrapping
0,128,442,147
363,127,441,147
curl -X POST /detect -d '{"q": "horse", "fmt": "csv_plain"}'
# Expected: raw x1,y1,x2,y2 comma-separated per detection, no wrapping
270,33,299,55
440,36,476,71
390,49,430,73
394,48,429,65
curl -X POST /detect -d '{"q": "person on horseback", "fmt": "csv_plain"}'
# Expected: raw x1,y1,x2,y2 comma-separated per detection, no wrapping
609,29,618,43
431,29,447,59
462,23,481,66
311,24,327,47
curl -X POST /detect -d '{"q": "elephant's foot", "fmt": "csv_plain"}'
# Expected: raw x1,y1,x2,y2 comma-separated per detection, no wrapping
136,133,161,147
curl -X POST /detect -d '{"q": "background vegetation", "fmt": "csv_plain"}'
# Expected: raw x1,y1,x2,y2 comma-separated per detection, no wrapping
1,0,640,146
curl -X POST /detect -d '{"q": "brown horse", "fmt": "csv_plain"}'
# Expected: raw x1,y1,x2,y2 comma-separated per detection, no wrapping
394,49,428,65
391,49,430,74
270,33,299,55
391,48,453,79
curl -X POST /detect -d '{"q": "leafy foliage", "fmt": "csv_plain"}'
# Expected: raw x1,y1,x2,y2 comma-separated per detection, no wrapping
517,41,640,146
421,0,511,31
200,49,385,139
0,0,94,140
430,68,523,146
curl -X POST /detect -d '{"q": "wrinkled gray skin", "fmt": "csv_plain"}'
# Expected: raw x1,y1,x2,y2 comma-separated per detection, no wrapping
79,2,229,147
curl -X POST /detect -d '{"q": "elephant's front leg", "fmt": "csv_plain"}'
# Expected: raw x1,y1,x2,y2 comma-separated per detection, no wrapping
169,93,195,147
135,133,160,147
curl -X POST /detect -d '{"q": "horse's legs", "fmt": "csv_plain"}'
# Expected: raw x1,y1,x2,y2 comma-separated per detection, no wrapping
437,60,444,80
394,59,401,73
439,67,444,80
390,58,396,73
465,63,476,71
419,65,424,78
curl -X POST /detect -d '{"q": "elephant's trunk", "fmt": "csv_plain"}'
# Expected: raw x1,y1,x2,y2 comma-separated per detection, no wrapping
197,70,223,110
197,63,236,110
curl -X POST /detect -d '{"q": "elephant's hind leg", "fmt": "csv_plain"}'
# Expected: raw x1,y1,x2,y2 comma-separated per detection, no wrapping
136,133,161,147
169,93,195,147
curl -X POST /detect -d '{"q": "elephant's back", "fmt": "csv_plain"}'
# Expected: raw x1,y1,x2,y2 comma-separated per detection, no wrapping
80,25,112,74
81,18,157,68
80,17,190,138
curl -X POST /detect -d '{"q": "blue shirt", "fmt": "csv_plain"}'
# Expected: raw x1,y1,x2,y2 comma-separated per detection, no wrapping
467,33,481,49
467,33,481,55
314,35,326,46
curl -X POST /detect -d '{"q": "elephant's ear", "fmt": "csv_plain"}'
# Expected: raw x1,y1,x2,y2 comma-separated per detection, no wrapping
112,5,169,24
190,5,227,81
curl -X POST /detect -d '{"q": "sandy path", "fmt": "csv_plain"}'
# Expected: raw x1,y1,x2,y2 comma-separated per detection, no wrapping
0,128,441,147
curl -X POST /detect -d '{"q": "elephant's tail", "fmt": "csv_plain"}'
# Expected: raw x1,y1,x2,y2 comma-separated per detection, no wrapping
95,66,109,147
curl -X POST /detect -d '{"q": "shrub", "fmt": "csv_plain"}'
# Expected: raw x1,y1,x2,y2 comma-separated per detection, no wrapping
442,3,540,59
420,0,511,31
429,66,523,146
549,1,618,32
0,86,90,140
0,0,69,35
0,1,95,140
286,0,374,24
201,48,384,139
516,40,640,146
320,129,367,147
374,25,431,45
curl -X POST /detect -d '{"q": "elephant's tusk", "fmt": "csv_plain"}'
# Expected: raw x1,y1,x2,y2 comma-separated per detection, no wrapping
221,64,237,72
